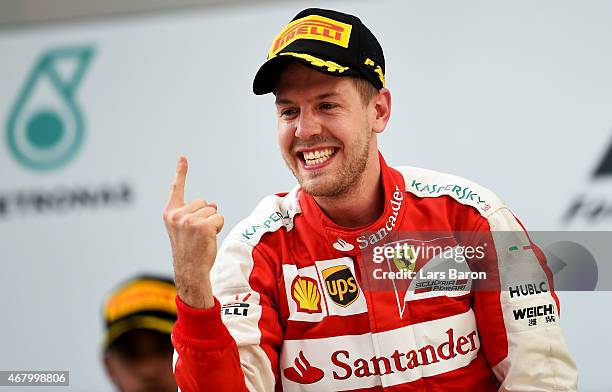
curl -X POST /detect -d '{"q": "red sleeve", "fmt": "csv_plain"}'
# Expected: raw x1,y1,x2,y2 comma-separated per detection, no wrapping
171,296,248,392
170,236,283,391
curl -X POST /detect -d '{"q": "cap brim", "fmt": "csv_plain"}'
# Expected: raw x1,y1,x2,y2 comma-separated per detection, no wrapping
104,315,175,349
252,53,356,95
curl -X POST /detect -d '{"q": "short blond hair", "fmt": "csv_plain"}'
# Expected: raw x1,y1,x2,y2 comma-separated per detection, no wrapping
351,76,379,106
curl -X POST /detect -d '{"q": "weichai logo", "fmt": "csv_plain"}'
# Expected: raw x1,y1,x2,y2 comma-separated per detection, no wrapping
512,304,554,321
269,15,352,57
322,265,359,307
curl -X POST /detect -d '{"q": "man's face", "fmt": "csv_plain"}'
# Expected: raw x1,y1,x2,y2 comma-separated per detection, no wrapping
104,330,176,392
275,62,376,197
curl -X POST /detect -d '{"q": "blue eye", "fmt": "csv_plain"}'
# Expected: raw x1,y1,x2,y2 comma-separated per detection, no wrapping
320,103,338,110
281,109,298,117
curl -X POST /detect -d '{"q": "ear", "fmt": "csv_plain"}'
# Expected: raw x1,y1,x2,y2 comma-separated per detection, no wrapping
103,351,119,385
371,88,391,134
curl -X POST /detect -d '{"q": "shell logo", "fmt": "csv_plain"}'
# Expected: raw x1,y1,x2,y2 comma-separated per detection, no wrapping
291,276,322,314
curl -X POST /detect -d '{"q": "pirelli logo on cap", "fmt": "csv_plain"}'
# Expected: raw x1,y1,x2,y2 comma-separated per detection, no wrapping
269,15,352,58
105,280,176,322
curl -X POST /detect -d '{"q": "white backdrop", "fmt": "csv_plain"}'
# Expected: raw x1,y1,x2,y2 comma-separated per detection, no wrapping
1,0,611,390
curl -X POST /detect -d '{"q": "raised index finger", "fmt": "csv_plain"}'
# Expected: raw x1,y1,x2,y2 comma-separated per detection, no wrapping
166,156,188,209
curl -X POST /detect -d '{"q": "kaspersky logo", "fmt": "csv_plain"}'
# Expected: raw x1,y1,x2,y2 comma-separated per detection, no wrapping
6,46,94,171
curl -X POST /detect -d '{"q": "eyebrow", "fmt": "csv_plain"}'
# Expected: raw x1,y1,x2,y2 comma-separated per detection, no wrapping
275,91,341,105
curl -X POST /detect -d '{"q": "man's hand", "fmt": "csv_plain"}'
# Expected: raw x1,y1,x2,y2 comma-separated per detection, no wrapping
163,156,224,309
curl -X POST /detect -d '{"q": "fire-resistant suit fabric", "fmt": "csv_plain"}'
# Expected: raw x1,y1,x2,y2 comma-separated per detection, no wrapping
171,152,578,391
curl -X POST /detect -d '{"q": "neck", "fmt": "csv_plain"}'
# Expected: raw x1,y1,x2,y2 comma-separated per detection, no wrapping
314,148,384,228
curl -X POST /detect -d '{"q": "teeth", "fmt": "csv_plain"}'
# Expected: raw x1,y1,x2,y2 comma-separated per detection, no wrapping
303,148,335,166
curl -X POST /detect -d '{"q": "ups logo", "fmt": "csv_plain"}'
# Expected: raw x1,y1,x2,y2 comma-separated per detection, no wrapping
322,265,359,307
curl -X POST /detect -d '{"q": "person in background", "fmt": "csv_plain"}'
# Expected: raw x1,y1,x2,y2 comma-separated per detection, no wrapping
102,274,177,392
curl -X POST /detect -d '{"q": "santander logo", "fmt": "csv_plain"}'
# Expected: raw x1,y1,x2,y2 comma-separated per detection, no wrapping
356,185,404,250
283,327,478,386
283,351,324,384
331,328,477,380
332,238,355,252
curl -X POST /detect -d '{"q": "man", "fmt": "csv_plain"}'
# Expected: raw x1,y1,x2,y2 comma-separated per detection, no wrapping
164,8,578,391
102,275,177,392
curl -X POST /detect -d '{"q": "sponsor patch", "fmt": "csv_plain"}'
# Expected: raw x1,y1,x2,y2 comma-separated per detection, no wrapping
511,303,558,328
315,258,367,317
414,279,469,294
269,15,352,57
332,237,354,252
508,281,549,300
283,265,327,322
409,179,492,213
283,351,324,385
291,276,322,314
222,303,250,317
393,244,416,272
400,248,472,317
221,293,252,317
322,265,360,307
280,310,480,391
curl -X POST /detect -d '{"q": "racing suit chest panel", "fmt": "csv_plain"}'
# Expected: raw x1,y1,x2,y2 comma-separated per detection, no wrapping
270,190,496,391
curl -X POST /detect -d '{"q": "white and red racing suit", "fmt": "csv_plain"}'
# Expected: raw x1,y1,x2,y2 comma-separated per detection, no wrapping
171,152,577,391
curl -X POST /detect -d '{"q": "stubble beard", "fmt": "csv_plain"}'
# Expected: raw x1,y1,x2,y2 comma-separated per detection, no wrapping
286,127,371,198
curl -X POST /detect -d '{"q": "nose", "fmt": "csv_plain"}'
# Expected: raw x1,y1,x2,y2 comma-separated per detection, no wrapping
294,109,321,139
134,357,165,381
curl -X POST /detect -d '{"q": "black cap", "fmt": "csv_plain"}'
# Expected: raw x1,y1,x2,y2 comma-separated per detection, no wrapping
253,8,385,95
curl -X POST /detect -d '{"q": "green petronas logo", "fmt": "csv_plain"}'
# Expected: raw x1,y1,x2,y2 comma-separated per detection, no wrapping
6,46,95,171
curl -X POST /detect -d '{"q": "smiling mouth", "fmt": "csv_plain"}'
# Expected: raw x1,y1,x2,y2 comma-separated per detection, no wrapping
299,148,337,167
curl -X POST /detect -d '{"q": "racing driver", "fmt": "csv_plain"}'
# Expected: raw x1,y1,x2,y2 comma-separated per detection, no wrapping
164,8,578,392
